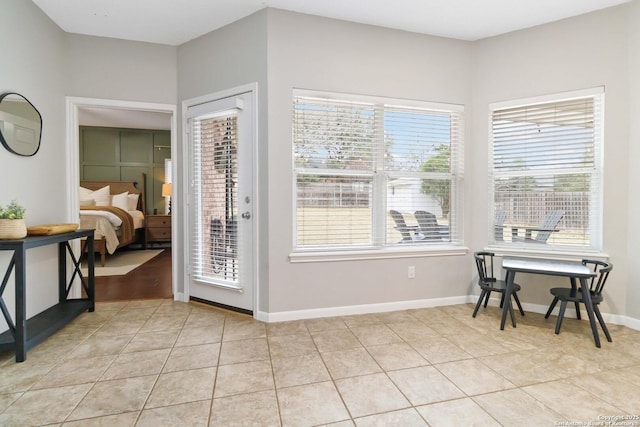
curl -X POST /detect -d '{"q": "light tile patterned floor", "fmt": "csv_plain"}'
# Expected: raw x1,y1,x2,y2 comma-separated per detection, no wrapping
1,299,640,426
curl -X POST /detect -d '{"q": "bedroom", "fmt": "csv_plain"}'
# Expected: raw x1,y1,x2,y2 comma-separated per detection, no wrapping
77,107,172,267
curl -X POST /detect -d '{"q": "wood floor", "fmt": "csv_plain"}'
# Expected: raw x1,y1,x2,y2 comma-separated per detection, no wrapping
94,248,173,302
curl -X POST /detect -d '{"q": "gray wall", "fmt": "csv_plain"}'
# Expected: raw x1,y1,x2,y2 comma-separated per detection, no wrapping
626,0,640,320
0,1,67,325
472,4,631,317
64,34,177,103
177,10,269,298
264,9,474,314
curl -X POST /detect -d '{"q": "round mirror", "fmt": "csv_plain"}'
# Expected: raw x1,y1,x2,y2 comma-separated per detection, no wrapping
0,92,42,157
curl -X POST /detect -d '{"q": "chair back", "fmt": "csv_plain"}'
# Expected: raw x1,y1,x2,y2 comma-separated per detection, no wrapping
414,210,440,240
495,210,507,241
474,251,496,284
535,210,565,242
582,259,613,297
390,210,412,241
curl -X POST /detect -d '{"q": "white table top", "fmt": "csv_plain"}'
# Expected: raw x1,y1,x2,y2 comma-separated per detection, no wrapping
502,257,595,278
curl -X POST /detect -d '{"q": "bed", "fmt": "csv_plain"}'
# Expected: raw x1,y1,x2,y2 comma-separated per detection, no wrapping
79,174,147,266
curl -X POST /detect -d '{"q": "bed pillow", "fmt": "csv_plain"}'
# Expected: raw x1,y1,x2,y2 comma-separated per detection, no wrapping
111,191,129,211
82,185,110,206
127,193,140,211
80,199,95,207
79,186,93,200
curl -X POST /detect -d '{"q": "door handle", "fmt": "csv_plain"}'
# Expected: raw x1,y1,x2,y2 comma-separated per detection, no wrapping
241,211,251,219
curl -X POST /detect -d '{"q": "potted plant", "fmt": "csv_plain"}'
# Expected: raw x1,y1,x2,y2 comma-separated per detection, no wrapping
0,200,27,239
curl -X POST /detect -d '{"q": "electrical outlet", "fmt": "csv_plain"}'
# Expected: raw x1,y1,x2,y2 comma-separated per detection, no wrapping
408,266,415,279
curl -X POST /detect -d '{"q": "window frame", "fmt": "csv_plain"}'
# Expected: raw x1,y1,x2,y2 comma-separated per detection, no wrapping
487,87,605,255
290,89,466,262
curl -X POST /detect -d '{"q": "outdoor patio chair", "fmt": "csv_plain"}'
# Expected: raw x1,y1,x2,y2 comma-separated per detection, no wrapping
494,210,507,241
544,259,613,341
389,210,422,243
414,210,444,241
512,209,564,243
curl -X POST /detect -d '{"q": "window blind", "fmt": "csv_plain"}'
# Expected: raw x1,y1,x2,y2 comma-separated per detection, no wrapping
190,113,239,282
490,89,603,249
293,91,464,250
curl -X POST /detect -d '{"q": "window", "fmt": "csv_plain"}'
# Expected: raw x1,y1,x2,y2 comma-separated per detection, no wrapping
292,90,464,253
489,88,604,251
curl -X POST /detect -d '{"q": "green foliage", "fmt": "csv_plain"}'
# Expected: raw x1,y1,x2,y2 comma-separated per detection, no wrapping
0,200,26,219
554,173,590,192
420,145,451,217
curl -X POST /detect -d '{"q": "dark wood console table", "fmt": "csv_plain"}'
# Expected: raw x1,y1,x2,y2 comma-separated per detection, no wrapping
0,229,95,362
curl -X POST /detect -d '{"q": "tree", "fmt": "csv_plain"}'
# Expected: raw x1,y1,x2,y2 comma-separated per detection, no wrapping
420,145,451,217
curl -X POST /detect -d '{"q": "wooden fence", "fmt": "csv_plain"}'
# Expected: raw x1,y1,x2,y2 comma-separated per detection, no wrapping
495,191,589,229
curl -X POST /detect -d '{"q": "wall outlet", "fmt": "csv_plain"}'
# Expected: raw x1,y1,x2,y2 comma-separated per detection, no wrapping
408,266,415,279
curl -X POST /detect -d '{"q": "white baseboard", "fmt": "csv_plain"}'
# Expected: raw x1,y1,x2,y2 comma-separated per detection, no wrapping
256,295,473,323
476,296,640,330
255,294,639,331
173,292,188,303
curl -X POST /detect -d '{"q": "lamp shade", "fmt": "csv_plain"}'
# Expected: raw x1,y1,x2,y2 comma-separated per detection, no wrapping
161,183,172,197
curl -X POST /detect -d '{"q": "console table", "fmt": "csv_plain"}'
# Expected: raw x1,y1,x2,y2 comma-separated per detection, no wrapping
0,229,95,362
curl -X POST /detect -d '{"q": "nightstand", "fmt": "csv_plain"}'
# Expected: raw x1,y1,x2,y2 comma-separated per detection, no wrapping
146,214,172,246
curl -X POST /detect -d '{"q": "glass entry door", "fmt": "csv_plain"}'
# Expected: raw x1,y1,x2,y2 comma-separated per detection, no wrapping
186,90,254,312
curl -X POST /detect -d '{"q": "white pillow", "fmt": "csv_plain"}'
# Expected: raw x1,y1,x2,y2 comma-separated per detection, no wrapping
90,185,111,206
79,186,93,200
111,191,129,211
127,193,140,211
80,199,95,207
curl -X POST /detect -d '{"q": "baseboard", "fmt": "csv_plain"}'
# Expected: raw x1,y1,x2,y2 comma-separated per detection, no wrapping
255,295,473,323
255,294,639,330
476,296,640,330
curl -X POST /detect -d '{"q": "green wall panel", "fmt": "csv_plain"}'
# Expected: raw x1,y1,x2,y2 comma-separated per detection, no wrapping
79,126,170,215
81,128,118,163
153,132,171,164
83,165,119,181
121,131,153,163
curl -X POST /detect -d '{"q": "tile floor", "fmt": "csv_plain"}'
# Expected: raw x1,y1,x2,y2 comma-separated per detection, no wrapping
1,299,640,426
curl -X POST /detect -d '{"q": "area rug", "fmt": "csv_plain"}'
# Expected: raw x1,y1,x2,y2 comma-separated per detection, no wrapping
81,249,164,277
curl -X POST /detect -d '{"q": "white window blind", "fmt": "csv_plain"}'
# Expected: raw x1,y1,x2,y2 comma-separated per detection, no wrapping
489,88,603,250
190,113,239,283
293,91,464,251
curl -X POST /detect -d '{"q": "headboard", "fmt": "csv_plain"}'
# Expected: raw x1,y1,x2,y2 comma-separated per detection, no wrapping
80,172,146,214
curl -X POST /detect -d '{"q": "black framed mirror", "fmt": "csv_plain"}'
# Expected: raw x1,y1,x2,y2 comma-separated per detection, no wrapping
0,92,42,157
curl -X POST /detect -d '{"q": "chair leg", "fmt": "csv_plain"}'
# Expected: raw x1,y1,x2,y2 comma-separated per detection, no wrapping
574,302,581,320
512,293,525,316
473,290,487,318
545,297,559,319
484,291,491,308
555,301,568,334
499,293,504,309
593,305,612,342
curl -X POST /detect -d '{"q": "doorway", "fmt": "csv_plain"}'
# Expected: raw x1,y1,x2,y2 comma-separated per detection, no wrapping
66,97,178,300
184,86,256,314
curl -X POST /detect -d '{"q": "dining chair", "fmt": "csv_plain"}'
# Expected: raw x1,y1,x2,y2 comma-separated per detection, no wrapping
473,251,525,319
544,259,613,341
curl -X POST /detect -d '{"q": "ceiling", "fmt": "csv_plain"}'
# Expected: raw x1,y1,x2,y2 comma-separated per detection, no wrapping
33,0,629,46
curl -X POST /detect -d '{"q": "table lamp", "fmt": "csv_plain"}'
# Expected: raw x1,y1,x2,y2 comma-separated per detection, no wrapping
162,183,172,214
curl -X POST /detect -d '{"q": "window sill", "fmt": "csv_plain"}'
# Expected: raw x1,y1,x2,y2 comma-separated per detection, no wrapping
289,245,468,263
485,244,609,262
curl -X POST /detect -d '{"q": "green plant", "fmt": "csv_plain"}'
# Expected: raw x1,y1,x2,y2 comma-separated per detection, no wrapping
0,200,26,219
